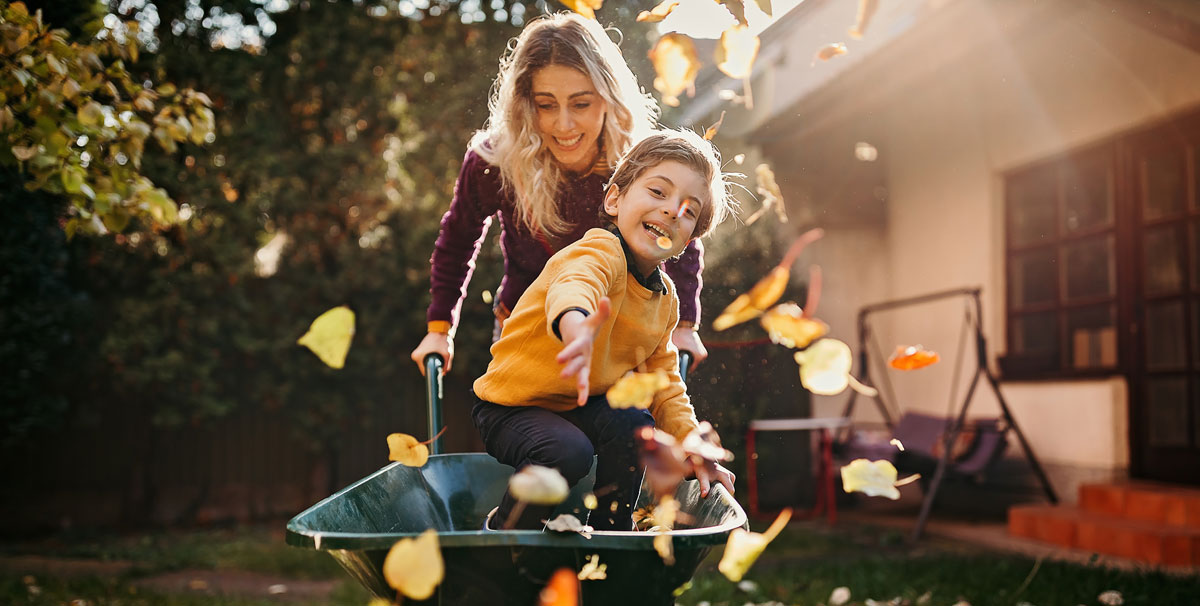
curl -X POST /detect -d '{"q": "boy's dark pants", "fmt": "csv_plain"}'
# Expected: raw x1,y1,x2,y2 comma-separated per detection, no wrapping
472,393,654,531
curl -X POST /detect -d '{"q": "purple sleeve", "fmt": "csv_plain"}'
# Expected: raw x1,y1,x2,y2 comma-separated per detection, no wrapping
663,238,703,325
426,150,500,329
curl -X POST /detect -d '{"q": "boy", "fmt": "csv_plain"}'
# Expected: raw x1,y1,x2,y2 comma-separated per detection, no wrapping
472,130,736,531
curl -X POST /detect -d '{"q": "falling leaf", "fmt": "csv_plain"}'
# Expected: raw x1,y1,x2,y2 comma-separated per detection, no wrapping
681,421,734,463
387,433,430,467
607,370,670,409
716,0,749,26
544,514,593,539
648,34,700,107
718,508,792,582
635,427,691,499
297,306,355,369
761,303,828,349
733,153,746,165
830,586,852,606
656,235,673,250
718,88,749,107
841,458,914,499
583,493,598,509
794,338,877,396
753,0,773,17
737,580,759,592
558,0,602,19
888,345,940,370
653,533,675,565
637,0,679,22
539,568,579,606
1098,590,1124,606
577,554,607,580
848,0,879,39
890,438,905,451
812,42,848,66
746,163,788,225
713,228,823,331
715,26,760,80
703,111,726,141
482,290,493,304
383,529,443,600
510,465,570,505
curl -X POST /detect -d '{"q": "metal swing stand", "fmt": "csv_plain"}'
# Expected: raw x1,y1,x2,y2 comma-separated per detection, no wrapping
840,287,1059,541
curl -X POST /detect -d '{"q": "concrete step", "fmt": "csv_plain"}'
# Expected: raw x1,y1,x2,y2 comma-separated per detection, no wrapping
1079,481,1200,528
1008,504,1200,567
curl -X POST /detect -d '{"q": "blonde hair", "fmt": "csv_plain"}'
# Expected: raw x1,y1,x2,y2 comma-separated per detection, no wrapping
470,12,659,237
605,129,735,239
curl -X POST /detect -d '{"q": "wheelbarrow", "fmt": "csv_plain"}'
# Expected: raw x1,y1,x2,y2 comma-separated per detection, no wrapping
286,352,747,605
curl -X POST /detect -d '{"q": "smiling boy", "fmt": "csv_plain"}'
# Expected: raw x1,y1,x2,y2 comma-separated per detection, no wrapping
471,130,736,531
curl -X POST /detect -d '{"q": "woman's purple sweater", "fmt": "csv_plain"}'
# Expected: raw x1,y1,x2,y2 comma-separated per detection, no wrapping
427,149,704,332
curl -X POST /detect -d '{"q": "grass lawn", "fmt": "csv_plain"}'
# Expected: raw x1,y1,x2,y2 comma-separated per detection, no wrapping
3,521,1197,606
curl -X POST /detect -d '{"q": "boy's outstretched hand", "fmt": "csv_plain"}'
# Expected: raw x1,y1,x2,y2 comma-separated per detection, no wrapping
556,297,612,406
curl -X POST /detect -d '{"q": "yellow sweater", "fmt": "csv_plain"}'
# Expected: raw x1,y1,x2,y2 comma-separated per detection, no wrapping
473,229,700,441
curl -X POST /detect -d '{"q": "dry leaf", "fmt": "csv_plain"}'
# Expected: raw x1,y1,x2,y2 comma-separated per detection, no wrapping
848,0,879,39
558,0,602,19
510,465,570,505
387,433,430,467
583,493,598,509
653,532,674,565
648,33,700,107
635,427,691,499
761,303,828,349
746,163,787,225
577,554,607,580
607,370,670,409
636,0,679,22
716,0,748,26
794,338,877,396
713,229,824,331
297,306,355,369
830,586,852,606
382,529,444,600
715,25,760,80
733,153,746,164
544,514,593,539
703,110,726,141
753,0,773,17
718,508,791,581
888,345,941,370
538,568,579,606
840,458,907,500
681,421,734,463
812,42,848,66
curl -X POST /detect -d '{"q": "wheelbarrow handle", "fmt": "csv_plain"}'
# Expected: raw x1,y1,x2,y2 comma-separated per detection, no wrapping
423,354,445,455
678,350,693,385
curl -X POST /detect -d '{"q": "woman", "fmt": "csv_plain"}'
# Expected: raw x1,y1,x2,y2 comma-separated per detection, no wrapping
410,12,708,374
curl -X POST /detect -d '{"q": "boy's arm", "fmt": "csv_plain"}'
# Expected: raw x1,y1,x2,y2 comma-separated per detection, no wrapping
645,311,700,442
556,298,612,406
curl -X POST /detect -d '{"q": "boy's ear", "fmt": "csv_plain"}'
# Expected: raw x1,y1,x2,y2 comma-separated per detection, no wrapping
602,183,620,217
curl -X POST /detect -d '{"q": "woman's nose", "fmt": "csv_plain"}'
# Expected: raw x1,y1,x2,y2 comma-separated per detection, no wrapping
556,107,575,130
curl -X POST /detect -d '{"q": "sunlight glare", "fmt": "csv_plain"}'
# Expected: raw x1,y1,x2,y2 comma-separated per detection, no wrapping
658,0,805,39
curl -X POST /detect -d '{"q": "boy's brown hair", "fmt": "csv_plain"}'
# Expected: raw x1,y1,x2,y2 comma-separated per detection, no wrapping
604,129,735,239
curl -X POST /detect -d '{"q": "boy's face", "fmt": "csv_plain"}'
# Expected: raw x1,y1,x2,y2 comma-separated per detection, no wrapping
603,160,708,276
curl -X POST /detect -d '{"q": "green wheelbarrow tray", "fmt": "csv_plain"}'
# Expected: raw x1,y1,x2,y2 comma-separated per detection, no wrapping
286,452,748,605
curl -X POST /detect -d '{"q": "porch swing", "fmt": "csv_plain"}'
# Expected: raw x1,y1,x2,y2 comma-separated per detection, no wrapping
838,287,1059,540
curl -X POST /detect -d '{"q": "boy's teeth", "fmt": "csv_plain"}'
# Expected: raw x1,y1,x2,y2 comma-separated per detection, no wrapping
644,223,666,237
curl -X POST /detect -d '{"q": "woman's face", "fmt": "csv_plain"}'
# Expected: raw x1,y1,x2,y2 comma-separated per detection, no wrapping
530,65,608,174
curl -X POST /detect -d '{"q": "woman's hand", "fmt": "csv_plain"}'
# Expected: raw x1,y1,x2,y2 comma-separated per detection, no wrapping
694,462,736,499
555,297,612,405
411,332,453,375
671,327,708,372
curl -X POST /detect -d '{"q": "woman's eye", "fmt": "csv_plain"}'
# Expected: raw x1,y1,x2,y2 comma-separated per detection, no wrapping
537,105,555,111
572,102,591,110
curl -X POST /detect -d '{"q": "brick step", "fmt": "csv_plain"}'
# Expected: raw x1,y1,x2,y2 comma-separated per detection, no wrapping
1008,504,1200,567
1079,481,1200,528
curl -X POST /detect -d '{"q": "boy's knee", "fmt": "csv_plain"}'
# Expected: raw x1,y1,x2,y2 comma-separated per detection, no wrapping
608,408,655,437
532,438,594,483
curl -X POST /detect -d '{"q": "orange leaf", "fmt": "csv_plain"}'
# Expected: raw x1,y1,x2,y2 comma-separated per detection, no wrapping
848,0,879,39
713,229,824,331
558,0,602,19
888,345,940,370
715,25,760,80
538,568,579,606
812,42,848,66
703,110,726,141
648,33,700,107
387,433,430,467
636,0,679,22
761,303,829,349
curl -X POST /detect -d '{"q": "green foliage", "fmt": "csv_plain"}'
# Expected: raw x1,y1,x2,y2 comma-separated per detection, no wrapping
0,1,213,236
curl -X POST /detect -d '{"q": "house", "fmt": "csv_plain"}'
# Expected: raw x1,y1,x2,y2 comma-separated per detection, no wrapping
677,0,1200,563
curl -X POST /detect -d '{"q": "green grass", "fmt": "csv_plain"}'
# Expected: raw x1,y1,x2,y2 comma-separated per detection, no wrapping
3,576,372,606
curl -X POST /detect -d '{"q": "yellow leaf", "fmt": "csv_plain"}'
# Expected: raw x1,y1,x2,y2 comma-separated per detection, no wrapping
606,370,669,409
712,267,787,331
653,533,674,565
509,465,569,505
848,0,879,39
703,110,726,141
840,458,903,499
794,338,875,396
717,508,791,581
812,42,848,66
648,33,699,108
387,432,430,467
761,303,828,349
576,554,607,580
637,0,679,22
382,529,443,600
558,0,602,19
296,306,355,369
715,25,760,80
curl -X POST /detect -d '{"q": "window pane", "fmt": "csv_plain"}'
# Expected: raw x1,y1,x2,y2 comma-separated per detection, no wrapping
1067,304,1116,369
1144,224,1183,295
1008,167,1057,247
1063,153,1113,233
1146,376,1189,447
1064,235,1114,300
1012,311,1058,356
1009,248,1057,307
1143,147,1185,221
1146,301,1186,370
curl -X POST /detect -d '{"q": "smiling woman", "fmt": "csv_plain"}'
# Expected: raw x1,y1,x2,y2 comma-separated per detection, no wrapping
410,12,715,375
